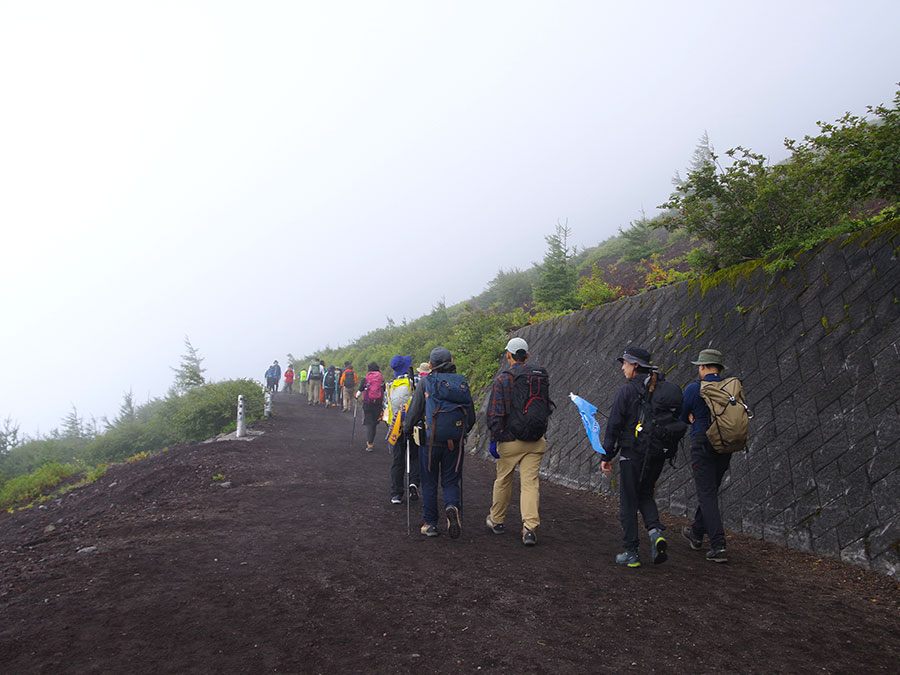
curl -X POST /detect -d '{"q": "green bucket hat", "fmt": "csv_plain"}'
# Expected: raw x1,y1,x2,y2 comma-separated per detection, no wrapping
691,348,726,369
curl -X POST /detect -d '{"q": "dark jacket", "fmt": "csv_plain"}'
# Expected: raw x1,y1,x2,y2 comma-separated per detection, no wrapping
403,362,476,440
680,373,724,437
602,375,651,460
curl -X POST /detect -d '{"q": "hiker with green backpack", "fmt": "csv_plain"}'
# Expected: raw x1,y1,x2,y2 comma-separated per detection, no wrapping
680,348,752,564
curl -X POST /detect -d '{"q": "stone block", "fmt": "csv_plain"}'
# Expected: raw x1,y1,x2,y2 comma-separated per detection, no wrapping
811,528,840,557
868,437,899,483
872,470,900,525
810,431,844,473
840,538,871,569
786,526,813,552
836,502,878,550
809,497,849,539
818,406,849,448
866,519,900,559
794,395,820,440
870,550,899,578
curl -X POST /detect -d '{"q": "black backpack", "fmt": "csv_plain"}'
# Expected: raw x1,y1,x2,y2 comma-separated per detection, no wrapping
630,378,688,459
324,371,336,388
505,364,554,442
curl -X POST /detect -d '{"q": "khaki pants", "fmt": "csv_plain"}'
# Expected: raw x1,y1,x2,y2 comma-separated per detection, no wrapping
489,437,547,532
343,387,355,411
307,379,322,404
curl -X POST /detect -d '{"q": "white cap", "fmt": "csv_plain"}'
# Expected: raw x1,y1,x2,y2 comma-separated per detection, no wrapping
505,337,529,354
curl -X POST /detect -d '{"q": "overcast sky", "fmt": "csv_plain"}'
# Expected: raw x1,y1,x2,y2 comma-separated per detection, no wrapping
2,1,899,436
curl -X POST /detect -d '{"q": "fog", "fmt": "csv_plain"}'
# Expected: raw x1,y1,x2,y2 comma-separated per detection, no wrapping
2,0,898,436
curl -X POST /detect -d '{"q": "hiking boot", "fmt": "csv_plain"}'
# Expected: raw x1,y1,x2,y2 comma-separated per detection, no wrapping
365,443,374,452
446,505,461,539
522,528,537,546
391,495,402,505
615,550,641,567
408,484,419,501
486,516,505,535
682,526,703,551
420,523,439,537
706,547,728,563
649,528,668,565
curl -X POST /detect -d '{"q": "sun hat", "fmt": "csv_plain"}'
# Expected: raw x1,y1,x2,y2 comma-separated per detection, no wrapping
390,354,412,378
505,337,529,355
691,348,726,369
418,362,431,374
617,346,653,369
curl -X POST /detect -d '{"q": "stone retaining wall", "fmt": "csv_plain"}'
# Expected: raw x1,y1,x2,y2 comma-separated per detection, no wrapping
472,227,900,576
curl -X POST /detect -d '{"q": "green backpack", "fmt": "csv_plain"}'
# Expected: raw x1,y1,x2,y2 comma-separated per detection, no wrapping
699,377,752,453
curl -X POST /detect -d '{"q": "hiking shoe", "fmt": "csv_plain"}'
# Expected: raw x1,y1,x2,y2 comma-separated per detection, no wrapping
649,528,668,565
408,484,419,501
420,523,439,537
682,526,703,551
365,444,374,452
486,516,505,535
522,528,537,546
446,505,461,539
706,547,728,563
391,495,402,505
615,550,641,567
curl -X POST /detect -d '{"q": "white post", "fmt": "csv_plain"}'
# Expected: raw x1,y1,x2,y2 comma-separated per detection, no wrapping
264,391,272,418
236,395,246,438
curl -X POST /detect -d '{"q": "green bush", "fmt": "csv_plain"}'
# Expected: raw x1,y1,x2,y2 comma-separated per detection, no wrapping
169,379,265,442
0,462,77,510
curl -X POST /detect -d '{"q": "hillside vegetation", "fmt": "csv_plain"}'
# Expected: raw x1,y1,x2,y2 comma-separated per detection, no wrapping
300,87,900,398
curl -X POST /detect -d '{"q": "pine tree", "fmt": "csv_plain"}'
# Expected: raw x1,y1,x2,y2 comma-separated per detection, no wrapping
534,221,578,310
171,336,207,394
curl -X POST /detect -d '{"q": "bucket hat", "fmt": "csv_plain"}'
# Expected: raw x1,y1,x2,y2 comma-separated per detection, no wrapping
617,346,653,369
691,348,726,369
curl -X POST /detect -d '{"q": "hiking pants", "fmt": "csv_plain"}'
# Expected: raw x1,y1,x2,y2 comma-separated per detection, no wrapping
342,387,355,411
284,382,293,393
689,436,732,549
489,437,547,532
419,443,464,527
299,380,307,394
618,453,665,553
391,431,421,498
307,380,321,404
324,387,336,405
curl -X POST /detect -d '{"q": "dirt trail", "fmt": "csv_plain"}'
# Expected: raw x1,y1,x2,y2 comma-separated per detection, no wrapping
1,393,898,674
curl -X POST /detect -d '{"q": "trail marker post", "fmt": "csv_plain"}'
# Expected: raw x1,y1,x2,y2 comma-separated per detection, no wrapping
236,395,246,438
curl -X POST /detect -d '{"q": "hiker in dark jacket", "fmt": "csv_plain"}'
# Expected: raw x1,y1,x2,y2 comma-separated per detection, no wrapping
680,348,731,564
403,346,475,539
599,346,668,568
358,362,385,451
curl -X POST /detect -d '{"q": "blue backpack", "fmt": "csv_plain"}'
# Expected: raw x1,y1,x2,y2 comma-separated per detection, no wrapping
424,373,472,447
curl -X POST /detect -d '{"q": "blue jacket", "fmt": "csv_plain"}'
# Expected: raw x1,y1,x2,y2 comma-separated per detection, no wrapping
680,373,723,436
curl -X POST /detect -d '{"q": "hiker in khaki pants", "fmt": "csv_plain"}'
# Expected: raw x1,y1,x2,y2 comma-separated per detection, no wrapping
485,337,554,546
489,437,547,537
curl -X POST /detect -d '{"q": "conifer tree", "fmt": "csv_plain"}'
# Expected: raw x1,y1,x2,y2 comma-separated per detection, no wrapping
171,336,207,394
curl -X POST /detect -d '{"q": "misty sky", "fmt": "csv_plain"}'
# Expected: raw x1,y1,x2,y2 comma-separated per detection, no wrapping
2,1,899,436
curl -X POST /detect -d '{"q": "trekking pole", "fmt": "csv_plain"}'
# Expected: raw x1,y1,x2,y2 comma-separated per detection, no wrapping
406,440,411,536
351,398,358,446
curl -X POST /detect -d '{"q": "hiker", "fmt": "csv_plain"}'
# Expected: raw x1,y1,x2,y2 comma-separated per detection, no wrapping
298,365,308,395
415,361,431,385
340,362,357,412
307,360,324,406
323,366,338,407
485,337,554,546
264,364,276,392
358,362,385,451
284,365,295,394
680,348,745,564
271,360,281,393
403,346,475,539
386,355,419,505
599,346,669,568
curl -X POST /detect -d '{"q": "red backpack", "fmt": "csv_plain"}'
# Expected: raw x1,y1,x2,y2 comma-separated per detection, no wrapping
362,371,384,404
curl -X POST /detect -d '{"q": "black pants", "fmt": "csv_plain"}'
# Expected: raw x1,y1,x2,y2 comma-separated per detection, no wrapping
391,432,420,497
618,453,665,553
689,435,732,549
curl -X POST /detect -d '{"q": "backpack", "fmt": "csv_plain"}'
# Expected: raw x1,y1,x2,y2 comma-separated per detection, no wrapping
309,364,322,380
362,371,384,404
631,378,688,460
700,377,752,453
424,372,472,446
388,376,413,421
342,369,355,388
505,364,554,442
324,370,336,389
